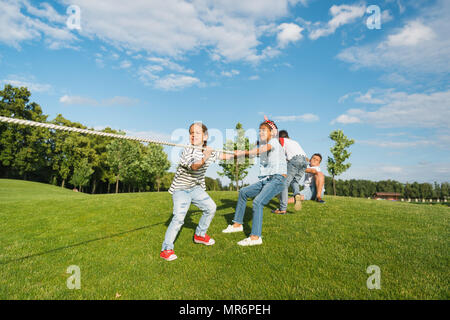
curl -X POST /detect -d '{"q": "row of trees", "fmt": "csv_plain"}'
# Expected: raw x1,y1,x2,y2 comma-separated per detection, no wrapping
0,85,170,193
1,84,448,198
323,177,450,199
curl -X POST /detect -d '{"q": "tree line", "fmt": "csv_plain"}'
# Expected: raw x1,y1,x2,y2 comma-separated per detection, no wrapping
0,85,171,193
1,84,448,198
324,177,449,200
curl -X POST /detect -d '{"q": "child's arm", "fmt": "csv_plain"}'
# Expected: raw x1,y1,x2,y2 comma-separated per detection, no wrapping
305,167,319,175
191,147,213,171
235,143,272,158
219,152,235,161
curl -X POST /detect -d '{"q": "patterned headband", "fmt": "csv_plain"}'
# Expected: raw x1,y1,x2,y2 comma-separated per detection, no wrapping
263,115,277,131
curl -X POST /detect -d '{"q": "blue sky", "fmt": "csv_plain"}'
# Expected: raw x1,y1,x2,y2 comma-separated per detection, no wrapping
1,0,449,185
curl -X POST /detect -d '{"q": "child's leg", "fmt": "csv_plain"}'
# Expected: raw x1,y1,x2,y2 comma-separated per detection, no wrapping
292,155,308,196
299,186,313,201
291,179,300,196
233,180,263,226
275,160,297,212
251,175,286,238
161,190,191,251
279,174,293,211
314,172,325,200
191,187,217,237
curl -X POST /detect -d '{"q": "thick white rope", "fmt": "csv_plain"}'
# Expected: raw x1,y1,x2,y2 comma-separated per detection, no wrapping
0,116,234,154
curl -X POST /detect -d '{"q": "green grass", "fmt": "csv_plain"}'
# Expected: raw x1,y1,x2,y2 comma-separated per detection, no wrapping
0,178,448,300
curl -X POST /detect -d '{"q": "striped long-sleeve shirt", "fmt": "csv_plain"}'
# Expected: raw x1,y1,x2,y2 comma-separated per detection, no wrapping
168,147,221,194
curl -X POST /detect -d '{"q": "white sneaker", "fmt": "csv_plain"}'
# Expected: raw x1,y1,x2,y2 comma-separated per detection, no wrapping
237,237,263,246
222,224,243,233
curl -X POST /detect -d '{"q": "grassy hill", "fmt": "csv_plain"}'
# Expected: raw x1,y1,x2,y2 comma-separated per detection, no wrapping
0,179,448,299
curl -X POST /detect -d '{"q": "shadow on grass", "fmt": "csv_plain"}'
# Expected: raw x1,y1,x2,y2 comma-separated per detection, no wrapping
217,198,281,235
163,198,273,237
0,221,167,266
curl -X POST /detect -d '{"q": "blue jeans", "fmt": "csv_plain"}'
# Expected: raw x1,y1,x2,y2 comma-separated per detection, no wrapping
162,186,216,251
300,184,325,200
279,155,308,210
233,174,287,237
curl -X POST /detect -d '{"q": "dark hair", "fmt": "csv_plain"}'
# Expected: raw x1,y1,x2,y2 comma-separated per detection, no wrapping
189,122,208,147
311,153,322,162
279,130,289,138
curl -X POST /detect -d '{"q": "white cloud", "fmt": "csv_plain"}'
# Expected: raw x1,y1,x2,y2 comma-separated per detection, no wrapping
339,89,390,105
137,60,200,90
273,113,319,122
2,0,307,64
119,60,132,69
276,23,303,48
1,75,53,93
381,9,394,24
248,75,260,80
221,70,240,77
379,73,412,85
59,95,139,106
386,20,436,47
153,74,201,91
23,1,66,24
396,0,405,14
308,4,366,40
0,0,78,49
58,0,301,63
332,88,450,128
146,57,194,74
337,0,450,74
331,114,361,125
380,166,403,174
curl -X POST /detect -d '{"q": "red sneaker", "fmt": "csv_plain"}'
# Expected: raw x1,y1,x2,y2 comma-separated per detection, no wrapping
194,234,216,246
160,249,177,261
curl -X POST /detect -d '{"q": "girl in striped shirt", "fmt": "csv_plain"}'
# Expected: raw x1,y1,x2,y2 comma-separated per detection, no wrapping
160,122,233,261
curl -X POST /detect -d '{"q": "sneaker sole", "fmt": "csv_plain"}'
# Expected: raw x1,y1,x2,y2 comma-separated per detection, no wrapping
222,228,243,233
294,194,302,211
161,255,177,261
238,241,263,246
194,239,215,246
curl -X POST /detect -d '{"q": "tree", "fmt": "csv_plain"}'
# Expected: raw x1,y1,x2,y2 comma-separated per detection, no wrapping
140,143,171,191
205,177,221,191
157,172,175,191
218,122,254,191
0,85,50,180
50,114,97,189
420,183,433,199
69,158,94,192
327,129,355,196
441,182,449,199
106,139,140,193
89,127,119,194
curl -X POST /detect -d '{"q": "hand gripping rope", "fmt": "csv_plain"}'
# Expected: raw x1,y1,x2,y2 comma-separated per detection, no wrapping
0,116,234,154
